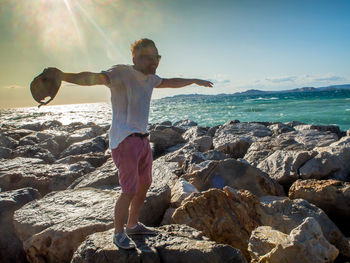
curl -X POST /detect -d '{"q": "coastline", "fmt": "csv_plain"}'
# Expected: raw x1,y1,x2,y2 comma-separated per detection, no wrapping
1,118,350,262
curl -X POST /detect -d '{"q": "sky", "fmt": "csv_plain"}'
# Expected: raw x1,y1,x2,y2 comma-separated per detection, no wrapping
0,0,349,108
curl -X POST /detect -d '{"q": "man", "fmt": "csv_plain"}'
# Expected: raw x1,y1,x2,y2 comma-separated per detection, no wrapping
45,38,213,249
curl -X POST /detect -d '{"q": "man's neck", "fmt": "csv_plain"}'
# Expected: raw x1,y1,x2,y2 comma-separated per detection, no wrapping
132,65,147,75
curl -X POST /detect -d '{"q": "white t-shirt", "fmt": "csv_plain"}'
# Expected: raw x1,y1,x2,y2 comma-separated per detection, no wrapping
101,64,162,150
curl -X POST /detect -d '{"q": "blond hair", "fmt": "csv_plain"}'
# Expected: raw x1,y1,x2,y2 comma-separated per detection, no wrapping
131,38,157,57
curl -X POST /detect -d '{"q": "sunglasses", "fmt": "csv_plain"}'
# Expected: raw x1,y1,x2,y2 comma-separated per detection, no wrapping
139,54,162,61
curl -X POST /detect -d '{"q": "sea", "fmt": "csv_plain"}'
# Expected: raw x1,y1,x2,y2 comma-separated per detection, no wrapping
1,89,350,131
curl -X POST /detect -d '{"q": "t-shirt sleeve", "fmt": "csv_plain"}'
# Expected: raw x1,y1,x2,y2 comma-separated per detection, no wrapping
150,74,163,88
100,65,121,88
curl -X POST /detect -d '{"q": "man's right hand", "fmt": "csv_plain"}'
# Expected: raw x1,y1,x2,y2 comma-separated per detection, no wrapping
43,67,63,80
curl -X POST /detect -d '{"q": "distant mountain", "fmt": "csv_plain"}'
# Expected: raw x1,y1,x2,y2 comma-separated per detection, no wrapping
160,84,350,99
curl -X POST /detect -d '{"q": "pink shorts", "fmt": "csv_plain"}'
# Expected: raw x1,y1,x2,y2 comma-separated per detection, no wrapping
111,135,153,194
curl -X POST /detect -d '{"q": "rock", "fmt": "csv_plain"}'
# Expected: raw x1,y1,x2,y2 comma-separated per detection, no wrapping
0,146,11,159
67,126,106,145
257,195,350,257
172,187,260,260
268,122,295,136
206,125,220,137
192,135,213,152
68,158,118,189
248,217,339,263
152,156,180,188
41,120,62,130
182,126,208,141
0,133,18,149
347,130,350,136
60,135,108,158
299,136,350,181
202,149,230,160
55,152,109,168
170,178,198,207
18,130,71,158
159,120,172,126
213,122,272,158
139,183,171,226
289,179,350,235
256,150,317,185
0,158,94,196
0,187,41,263
173,119,198,128
160,207,176,225
71,224,247,263
13,186,172,263
11,145,55,163
294,124,344,139
244,130,338,166
3,129,34,140
19,122,42,131
182,158,284,197
150,126,186,155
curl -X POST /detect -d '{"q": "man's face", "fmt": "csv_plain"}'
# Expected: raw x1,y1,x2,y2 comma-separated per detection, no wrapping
134,46,161,75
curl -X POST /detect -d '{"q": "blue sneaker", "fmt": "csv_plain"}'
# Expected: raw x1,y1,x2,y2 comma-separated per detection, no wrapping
113,232,136,250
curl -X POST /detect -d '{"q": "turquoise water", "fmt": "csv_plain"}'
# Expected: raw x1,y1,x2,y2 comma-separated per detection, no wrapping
1,90,350,131
150,90,350,131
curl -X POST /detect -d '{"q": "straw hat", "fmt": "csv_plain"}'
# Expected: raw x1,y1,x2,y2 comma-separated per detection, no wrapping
30,68,62,108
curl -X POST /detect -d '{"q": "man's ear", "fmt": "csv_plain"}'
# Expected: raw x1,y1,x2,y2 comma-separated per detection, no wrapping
132,56,137,65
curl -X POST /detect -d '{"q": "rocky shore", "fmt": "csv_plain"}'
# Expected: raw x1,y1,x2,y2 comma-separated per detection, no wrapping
1,119,350,262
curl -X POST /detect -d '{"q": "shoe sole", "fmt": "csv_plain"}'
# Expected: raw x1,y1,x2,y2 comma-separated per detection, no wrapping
113,239,136,250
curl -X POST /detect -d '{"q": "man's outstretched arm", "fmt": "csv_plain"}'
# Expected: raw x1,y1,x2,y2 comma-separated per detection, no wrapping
156,78,213,88
43,67,110,86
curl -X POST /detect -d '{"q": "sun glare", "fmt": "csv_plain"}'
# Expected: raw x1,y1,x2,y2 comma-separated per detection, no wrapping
7,0,122,60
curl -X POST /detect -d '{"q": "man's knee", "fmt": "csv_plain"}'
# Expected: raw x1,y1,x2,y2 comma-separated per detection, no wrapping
118,192,136,202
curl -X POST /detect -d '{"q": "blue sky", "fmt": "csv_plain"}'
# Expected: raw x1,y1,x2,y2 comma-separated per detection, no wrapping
0,0,349,108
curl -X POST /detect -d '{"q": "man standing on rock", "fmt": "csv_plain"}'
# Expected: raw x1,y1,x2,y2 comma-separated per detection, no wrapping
43,38,213,249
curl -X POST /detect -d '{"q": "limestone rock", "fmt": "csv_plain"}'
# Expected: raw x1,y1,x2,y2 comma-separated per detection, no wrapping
289,179,350,235
66,126,106,145
11,145,56,163
257,195,350,257
68,158,118,189
213,122,272,158
0,146,12,159
71,225,247,263
268,122,295,136
173,119,198,128
170,178,198,207
244,130,338,166
0,158,94,195
18,130,70,157
182,126,208,141
182,158,284,197
3,128,34,141
13,186,170,263
0,187,41,263
192,135,213,152
60,135,108,158
294,124,344,139
299,136,350,181
160,207,176,226
150,126,186,155
55,152,109,168
256,150,317,185
0,133,18,149
248,217,339,263
172,187,260,260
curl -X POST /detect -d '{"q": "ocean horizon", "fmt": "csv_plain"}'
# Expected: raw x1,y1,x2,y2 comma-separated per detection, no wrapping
1,89,350,131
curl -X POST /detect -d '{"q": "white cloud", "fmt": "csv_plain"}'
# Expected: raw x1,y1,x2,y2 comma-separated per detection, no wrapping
4,85,25,89
233,73,348,91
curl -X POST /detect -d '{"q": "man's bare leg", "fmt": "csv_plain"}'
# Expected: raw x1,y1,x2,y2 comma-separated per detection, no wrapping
126,183,151,228
114,193,134,234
